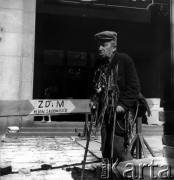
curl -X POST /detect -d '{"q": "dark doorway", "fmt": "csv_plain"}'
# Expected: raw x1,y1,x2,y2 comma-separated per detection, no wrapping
34,2,170,102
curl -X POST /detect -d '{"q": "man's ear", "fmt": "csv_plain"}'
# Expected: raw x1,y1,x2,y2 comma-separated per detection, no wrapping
113,46,116,52
112,41,117,52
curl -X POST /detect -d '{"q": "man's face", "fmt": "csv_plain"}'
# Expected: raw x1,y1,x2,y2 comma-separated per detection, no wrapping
97,41,116,60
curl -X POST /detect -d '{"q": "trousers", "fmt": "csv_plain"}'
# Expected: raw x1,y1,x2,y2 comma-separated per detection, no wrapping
101,117,133,162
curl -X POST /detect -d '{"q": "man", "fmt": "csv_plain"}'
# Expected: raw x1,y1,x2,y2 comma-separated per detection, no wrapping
90,31,140,164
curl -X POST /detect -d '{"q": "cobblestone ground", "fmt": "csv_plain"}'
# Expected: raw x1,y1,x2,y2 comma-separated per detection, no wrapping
0,136,101,180
0,134,163,180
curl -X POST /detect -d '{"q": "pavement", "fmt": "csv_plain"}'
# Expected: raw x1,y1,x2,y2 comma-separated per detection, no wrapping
0,127,164,180
0,135,101,180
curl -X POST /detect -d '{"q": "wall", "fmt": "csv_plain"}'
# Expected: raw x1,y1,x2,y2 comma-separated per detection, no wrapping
0,0,36,134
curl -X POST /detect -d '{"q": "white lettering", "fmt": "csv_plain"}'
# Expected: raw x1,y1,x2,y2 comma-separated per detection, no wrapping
123,163,136,179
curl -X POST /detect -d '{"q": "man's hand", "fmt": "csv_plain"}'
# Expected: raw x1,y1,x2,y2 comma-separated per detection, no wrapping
89,101,97,110
116,105,125,113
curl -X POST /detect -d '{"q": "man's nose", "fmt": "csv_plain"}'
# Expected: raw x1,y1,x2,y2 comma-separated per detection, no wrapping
99,45,103,50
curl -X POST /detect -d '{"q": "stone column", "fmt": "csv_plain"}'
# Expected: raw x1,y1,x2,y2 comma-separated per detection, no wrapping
0,0,36,100
170,0,174,100
0,0,36,133
162,0,174,158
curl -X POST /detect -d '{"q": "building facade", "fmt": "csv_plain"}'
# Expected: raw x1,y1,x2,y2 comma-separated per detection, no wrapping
0,0,172,133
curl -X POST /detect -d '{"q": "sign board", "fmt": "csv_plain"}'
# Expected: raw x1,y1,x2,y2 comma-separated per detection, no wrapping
0,99,90,117
30,100,75,115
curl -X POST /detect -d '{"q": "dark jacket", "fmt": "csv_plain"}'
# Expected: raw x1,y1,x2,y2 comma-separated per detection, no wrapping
93,52,140,111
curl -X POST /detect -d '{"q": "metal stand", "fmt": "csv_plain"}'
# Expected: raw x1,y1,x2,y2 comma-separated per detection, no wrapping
130,117,156,159
81,113,101,180
83,114,97,137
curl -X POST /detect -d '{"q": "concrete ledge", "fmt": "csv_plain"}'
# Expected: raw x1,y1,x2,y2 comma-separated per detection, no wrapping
5,131,81,137
0,116,22,134
159,111,174,123
7,116,22,127
0,117,8,134
21,116,34,127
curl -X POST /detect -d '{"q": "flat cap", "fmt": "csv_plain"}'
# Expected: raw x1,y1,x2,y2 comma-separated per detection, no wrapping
94,31,117,41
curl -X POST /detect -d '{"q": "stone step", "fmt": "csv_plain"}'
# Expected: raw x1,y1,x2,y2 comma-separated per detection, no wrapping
6,122,163,137
20,127,84,132
33,121,163,130
33,121,85,127
6,131,82,137
6,131,101,137
134,124,163,136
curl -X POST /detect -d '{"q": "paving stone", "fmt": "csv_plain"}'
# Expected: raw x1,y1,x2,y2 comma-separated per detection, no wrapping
0,134,164,180
0,136,101,179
